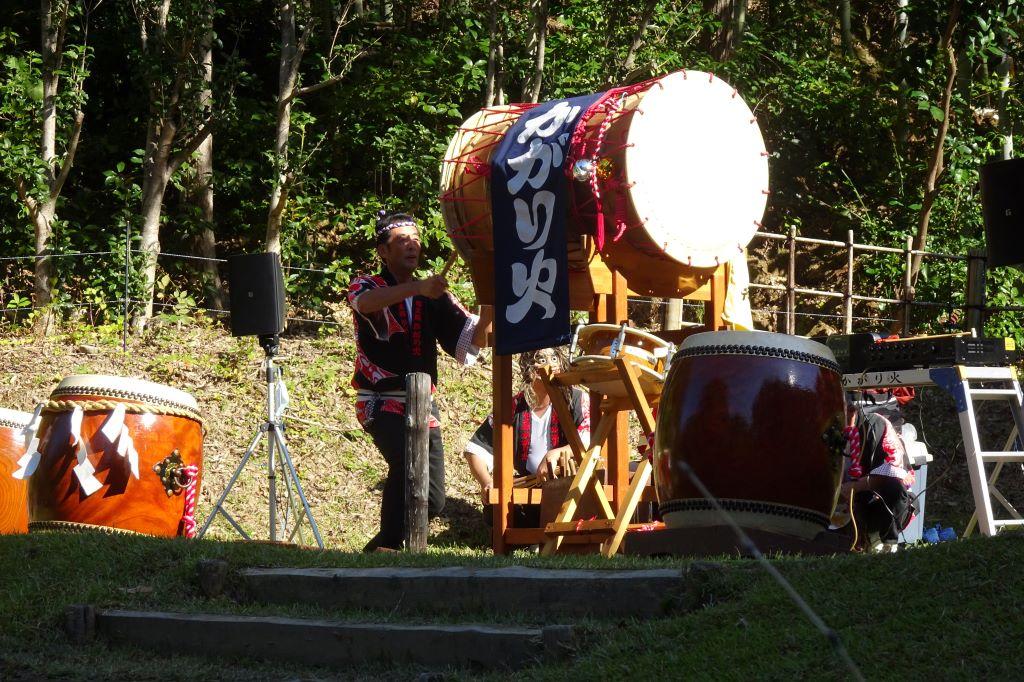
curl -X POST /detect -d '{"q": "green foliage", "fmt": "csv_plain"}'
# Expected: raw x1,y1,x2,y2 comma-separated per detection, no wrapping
0,0,1019,339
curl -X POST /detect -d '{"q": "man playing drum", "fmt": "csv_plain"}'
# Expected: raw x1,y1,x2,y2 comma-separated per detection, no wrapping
348,211,492,552
463,348,590,515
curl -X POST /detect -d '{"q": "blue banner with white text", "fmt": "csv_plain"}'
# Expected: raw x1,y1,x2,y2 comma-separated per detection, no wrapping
490,93,601,356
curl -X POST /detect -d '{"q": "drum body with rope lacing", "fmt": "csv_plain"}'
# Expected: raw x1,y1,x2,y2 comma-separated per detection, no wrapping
440,70,769,299
28,375,204,537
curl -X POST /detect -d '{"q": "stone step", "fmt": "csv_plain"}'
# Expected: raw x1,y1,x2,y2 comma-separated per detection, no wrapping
88,608,573,670
241,566,685,618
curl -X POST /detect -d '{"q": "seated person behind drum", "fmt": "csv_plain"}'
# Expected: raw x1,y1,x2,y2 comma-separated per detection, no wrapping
841,405,916,547
463,348,590,504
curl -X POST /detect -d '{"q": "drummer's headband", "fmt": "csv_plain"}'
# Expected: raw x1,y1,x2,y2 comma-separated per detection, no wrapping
375,212,419,245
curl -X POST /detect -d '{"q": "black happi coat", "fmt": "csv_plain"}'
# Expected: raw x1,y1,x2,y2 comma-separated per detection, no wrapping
347,268,474,393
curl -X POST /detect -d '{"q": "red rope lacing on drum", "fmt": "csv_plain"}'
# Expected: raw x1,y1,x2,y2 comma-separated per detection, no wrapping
180,465,199,538
564,75,664,251
844,426,863,479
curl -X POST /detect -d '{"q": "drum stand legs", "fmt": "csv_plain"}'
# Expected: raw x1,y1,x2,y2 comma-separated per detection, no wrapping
197,335,324,548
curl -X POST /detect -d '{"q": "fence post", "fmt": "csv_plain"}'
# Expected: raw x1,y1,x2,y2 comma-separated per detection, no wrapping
902,235,913,335
404,372,431,552
844,229,854,333
122,221,130,352
787,225,797,335
966,248,988,334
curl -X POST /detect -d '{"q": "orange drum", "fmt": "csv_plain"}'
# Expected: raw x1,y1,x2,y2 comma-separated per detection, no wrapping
440,70,769,297
28,375,203,537
0,408,33,534
653,332,846,539
569,323,674,397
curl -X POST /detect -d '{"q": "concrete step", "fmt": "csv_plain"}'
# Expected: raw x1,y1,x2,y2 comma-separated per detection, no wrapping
241,566,685,618
88,608,573,670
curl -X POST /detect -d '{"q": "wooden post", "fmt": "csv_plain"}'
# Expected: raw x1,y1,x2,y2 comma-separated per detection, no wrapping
608,272,629,513
404,372,431,553
966,248,987,334
786,225,797,335
844,229,854,333
706,265,727,331
663,298,683,331
902,234,913,335
491,352,514,554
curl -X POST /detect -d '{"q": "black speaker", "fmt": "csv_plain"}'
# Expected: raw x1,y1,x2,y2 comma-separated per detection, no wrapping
229,252,286,337
980,157,1024,267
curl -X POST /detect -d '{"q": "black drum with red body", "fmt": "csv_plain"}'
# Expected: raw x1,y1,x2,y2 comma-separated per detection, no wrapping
653,331,846,539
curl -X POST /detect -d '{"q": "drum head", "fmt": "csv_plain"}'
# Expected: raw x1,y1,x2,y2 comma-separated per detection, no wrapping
0,407,31,428
679,330,838,368
625,71,768,268
51,375,199,411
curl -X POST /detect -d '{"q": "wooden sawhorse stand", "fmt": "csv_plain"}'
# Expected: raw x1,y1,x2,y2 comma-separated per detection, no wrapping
539,356,660,556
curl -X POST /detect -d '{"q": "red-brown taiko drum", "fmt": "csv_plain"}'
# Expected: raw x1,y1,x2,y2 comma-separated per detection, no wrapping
28,375,203,537
0,407,33,534
653,331,846,539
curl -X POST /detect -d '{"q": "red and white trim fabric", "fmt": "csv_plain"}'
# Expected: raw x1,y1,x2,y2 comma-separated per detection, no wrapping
180,464,199,538
454,313,482,366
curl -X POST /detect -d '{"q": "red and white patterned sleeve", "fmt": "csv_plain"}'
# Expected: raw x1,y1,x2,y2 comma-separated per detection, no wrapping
575,389,591,449
453,313,482,366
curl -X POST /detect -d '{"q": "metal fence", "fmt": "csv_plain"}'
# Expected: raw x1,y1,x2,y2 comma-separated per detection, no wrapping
1,227,1020,341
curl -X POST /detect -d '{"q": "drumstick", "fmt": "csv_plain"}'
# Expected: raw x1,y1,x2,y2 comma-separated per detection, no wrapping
439,250,460,279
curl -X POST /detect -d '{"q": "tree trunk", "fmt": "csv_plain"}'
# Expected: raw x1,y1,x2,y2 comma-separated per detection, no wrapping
496,42,505,105
266,0,301,254
33,0,61,333
703,0,737,61
894,0,910,152
910,0,961,285
615,0,659,83
996,51,1014,160
522,0,547,103
131,0,213,331
193,9,223,309
483,4,498,106
136,123,174,331
839,0,853,56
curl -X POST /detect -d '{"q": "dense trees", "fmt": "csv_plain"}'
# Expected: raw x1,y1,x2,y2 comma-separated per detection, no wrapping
0,1,1020,336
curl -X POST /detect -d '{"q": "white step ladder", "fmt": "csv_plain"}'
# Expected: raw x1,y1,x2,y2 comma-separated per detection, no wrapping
945,366,1024,537
843,365,1024,538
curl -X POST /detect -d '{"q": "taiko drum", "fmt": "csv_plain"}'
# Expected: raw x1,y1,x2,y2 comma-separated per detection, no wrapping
653,332,846,539
0,408,33,534
28,375,203,537
440,70,769,297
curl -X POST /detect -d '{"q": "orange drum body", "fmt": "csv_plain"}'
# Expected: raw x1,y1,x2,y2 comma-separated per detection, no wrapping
28,375,203,537
653,332,846,539
441,70,769,298
0,408,32,534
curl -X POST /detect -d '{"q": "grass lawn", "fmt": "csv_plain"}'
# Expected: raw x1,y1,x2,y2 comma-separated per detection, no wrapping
2,530,1022,680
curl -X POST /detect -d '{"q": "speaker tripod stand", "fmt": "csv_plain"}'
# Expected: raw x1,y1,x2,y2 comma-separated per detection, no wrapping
197,334,324,548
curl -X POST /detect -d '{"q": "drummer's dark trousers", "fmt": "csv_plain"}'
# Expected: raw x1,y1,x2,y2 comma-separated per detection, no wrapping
364,408,446,551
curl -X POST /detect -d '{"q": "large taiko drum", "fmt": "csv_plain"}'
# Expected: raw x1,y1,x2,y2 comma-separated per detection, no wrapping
653,332,846,539
0,408,33,534
440,70,769,297
28,375,203,537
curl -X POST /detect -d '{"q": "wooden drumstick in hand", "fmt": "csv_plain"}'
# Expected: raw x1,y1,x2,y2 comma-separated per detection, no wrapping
439,250,460,279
